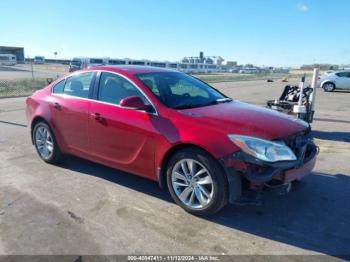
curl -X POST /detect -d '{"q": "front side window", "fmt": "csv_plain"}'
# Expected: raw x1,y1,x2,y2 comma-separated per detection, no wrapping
336,72,348,77
136,72,227,109
63,72,95,98
98,72,146,105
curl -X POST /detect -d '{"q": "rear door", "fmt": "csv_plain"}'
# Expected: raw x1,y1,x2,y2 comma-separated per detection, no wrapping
334,72,350,89
87,71,158,178
50,71,96,155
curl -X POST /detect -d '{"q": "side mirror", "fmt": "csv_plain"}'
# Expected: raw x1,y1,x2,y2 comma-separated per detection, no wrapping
46,78,53,84
119,96,153,112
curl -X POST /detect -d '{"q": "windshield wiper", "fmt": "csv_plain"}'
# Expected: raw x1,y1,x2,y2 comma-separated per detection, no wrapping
172,104,198,109
215,98,232,103
173,98,232,109
204,98,233,106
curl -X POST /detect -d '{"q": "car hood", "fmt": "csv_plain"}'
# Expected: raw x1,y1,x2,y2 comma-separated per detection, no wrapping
179,100,309,140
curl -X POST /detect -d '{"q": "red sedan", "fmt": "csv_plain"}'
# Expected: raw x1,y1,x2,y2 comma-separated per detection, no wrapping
26,66,317,215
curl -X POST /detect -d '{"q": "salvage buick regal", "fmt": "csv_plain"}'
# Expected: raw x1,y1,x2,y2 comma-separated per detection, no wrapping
26,66,317,215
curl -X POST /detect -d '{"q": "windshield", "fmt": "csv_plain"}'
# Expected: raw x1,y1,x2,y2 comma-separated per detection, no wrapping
135,72,230,109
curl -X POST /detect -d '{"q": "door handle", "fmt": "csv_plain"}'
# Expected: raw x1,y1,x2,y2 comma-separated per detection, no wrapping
92,112,103,121
53,102,61,110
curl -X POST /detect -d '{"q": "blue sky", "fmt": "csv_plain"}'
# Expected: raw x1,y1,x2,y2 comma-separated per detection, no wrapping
1,0,349,66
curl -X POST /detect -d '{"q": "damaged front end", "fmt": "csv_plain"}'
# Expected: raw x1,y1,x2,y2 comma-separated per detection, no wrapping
221,129,318,204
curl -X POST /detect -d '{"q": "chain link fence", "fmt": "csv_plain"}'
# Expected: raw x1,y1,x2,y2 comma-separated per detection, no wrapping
0,78,48,98
0,63,68,98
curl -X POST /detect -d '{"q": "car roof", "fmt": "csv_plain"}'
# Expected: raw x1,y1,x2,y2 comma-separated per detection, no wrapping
90,65,177,75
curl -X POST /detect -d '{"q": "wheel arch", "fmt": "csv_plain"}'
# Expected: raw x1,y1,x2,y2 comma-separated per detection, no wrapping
157,143,226,189
322,81,336,89
30,116,51,144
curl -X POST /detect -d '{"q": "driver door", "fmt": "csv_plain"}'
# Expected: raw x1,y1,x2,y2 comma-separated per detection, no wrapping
335,72,350,89
88,72,158,178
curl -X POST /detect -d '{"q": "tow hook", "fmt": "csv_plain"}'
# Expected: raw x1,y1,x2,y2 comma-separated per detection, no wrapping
264,180,292,195
284,182,292,194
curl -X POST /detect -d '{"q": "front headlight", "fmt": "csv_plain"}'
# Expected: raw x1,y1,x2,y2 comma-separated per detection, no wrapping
228,134,296,162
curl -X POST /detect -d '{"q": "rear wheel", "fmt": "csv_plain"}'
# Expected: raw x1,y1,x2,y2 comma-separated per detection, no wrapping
33,122,63,164
323,82,335,92
166,148,228,216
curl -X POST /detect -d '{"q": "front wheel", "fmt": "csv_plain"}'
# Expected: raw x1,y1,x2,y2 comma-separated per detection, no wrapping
166,148,228,216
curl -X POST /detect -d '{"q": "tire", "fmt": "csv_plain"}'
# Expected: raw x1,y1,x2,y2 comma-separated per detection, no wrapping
322,82,335,92
32,121,63,164
166,148,229,216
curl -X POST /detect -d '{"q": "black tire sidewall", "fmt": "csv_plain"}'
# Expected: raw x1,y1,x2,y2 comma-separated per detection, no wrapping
166,148,228,216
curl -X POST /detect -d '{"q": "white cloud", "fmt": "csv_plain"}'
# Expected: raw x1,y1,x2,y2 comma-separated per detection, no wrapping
297,3,309,12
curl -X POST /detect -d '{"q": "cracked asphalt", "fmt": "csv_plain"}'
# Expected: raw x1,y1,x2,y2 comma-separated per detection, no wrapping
0,79,349,258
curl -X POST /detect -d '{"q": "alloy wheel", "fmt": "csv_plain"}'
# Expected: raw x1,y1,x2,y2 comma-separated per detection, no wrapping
35,126,54,160
324,83,334,91
171,159,214,209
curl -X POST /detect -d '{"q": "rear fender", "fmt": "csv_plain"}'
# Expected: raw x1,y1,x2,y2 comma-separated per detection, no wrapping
29,96,70,154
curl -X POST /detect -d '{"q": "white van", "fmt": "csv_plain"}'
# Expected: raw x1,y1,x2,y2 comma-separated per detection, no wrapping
34,56,45,64
105,58,128,65
0,54,17,65
69,57,105,72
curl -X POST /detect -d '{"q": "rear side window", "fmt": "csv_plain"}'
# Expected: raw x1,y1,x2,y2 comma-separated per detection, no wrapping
52,80,65,94
335,72,349,77
63,72,95,98
98,72,146,105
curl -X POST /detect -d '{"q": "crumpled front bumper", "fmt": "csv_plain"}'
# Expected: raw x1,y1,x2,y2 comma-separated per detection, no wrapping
221,138,318,183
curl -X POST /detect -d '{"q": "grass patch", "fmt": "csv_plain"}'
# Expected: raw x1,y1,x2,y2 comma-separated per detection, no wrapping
193,70,320,83
193,73,289,83
0,70,319,98
0,78,47,97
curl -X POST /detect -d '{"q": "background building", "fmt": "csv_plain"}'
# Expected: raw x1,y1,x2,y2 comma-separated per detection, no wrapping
181,52,224,66
0,46,25,63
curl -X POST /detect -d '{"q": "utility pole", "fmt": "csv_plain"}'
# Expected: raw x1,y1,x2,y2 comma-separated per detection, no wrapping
54,52,58,64
54,52,59,78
